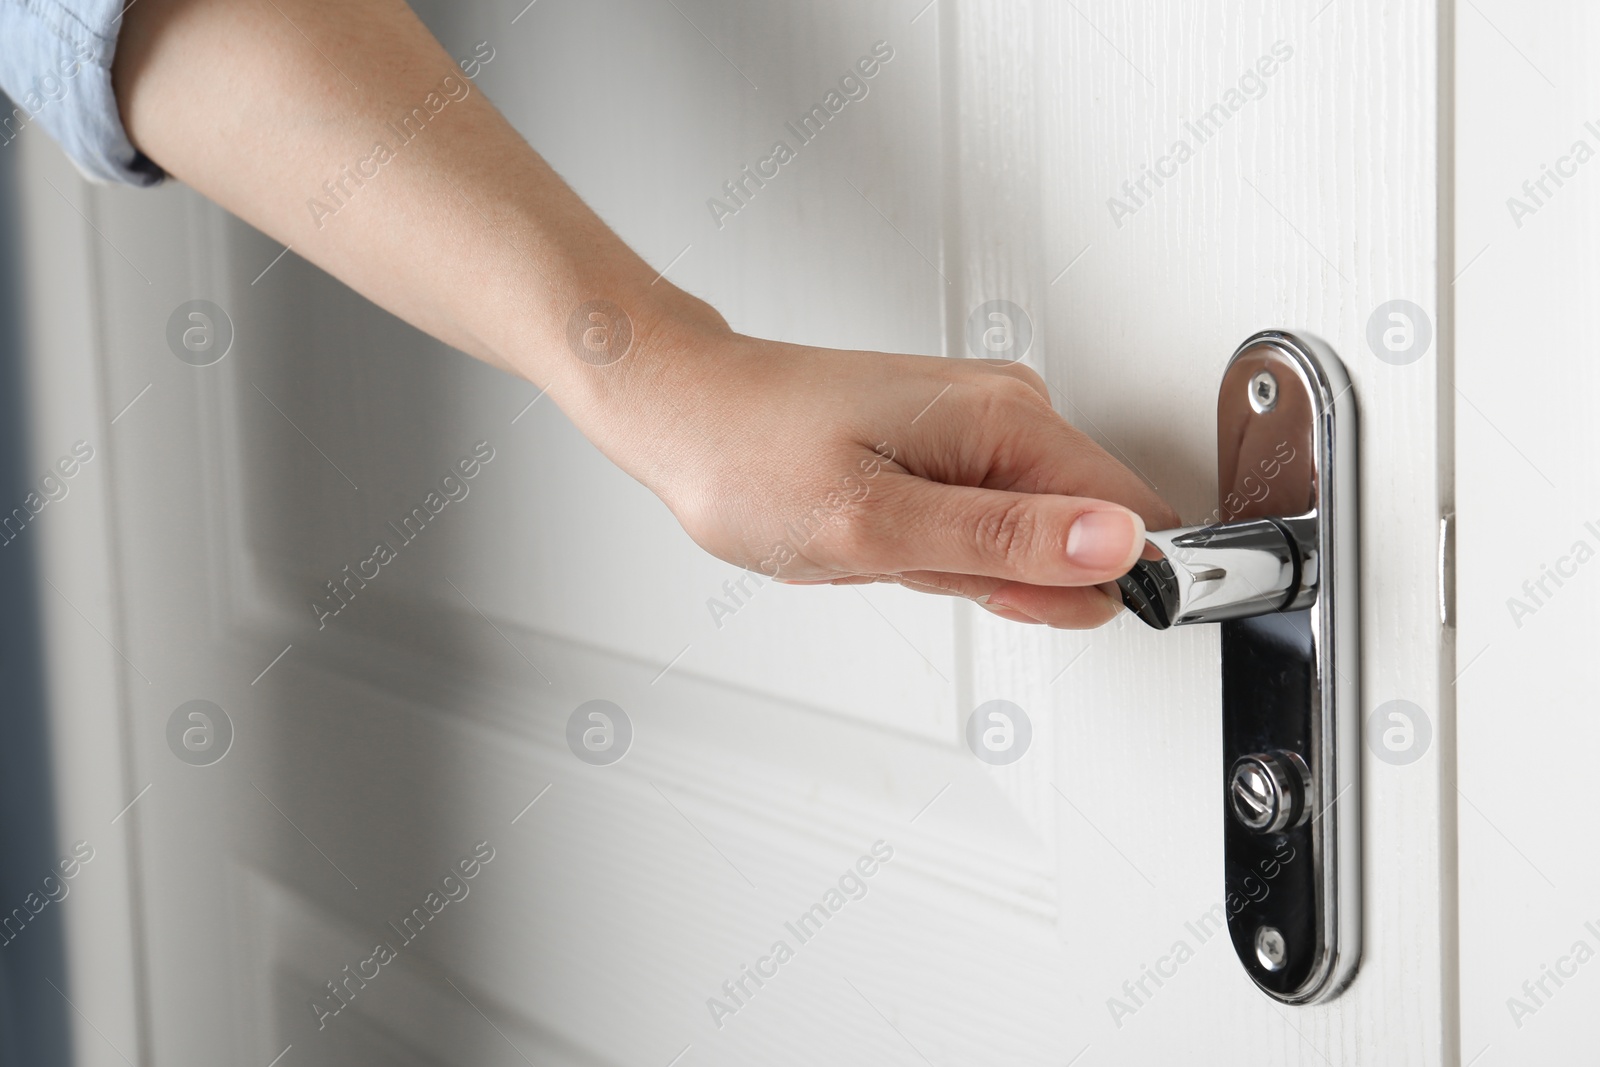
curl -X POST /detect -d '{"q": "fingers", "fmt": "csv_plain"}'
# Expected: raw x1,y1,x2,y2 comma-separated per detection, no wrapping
841,475,1147,587
1006,420,1179,532
778,566,1125,629
751,355,1180,632
893,570,1125,629
981,580,1123,628
924,370,1181,532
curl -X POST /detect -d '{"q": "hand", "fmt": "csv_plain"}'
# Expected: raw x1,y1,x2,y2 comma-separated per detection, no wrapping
591,318,1182,630
110,0,1177,631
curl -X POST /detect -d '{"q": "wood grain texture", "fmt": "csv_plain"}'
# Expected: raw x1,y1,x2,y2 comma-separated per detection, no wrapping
956,0,1451,1061
64,0,1074,1063
23,0,1458,1063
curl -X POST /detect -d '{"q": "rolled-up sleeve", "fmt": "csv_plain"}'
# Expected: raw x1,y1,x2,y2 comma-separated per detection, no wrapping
0,0,163,185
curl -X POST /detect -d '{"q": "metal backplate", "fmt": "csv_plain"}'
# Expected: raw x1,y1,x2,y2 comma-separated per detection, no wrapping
1217,331,1360,1003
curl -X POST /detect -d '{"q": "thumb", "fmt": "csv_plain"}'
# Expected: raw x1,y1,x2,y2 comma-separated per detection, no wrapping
853,476,1147,586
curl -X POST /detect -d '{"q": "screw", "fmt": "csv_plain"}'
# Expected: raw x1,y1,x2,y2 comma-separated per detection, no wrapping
1255,925,1288,971
1248,370,1278,413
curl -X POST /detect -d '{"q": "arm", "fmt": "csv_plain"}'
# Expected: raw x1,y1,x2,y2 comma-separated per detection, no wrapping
112,0,1178,628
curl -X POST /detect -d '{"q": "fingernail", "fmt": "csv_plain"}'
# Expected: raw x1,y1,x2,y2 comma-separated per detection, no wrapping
1066,509,1144,571
975,596,1043,624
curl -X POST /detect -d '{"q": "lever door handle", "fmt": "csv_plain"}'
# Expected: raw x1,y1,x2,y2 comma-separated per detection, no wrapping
1110,331,1360,1006
1116,516,1309,629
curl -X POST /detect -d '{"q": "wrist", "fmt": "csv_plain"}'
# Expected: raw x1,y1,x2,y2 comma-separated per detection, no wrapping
491,279,740,450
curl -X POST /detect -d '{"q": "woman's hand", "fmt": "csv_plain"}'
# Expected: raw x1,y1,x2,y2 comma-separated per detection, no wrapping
112,0,1179,631
586,318,1181,630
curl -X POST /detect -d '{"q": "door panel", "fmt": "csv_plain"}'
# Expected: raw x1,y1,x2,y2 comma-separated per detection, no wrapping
10,0,1456,1064
957,1,1450,1061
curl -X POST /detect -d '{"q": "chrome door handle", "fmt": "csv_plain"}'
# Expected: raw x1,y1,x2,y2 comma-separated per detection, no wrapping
1116,516,1309,629
1114,331,1360,1006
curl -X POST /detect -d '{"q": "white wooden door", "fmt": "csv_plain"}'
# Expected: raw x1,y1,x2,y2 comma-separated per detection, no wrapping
6,0,1462,1064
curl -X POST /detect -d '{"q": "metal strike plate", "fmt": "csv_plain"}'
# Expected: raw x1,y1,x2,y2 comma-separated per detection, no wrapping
1117,330,1360,1004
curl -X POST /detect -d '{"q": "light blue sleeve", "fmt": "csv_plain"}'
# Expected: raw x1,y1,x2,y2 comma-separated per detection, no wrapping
0,0,164,186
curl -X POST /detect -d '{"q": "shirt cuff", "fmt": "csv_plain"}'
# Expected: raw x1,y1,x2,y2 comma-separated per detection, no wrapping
0,0,165,186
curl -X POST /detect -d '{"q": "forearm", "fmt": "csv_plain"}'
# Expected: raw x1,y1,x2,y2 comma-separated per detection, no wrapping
112,0,712,421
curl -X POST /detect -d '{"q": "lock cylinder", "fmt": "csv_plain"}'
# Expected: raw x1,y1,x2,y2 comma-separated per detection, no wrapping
1229,750,1312,834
